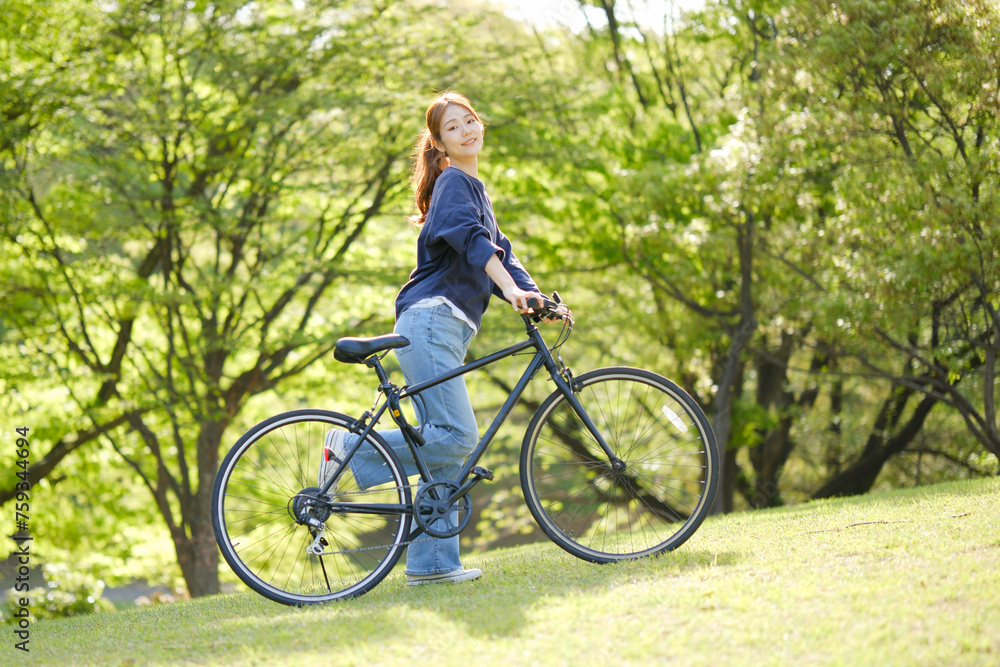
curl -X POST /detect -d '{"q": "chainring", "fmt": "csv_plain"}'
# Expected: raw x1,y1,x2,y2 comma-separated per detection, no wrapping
413,480,472,538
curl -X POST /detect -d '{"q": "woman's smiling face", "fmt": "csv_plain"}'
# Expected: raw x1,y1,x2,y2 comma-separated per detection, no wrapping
434,104,484,161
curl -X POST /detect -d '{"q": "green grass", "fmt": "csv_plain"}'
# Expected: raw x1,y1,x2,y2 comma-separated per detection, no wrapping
6,477,1000,666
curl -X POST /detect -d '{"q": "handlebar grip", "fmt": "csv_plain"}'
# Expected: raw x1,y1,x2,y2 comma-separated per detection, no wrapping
525,295,564,321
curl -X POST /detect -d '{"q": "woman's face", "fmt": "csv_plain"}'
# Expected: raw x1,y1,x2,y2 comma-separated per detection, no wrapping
434,104,484,161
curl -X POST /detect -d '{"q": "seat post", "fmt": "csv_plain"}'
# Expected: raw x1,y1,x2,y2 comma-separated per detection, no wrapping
366,355,393,390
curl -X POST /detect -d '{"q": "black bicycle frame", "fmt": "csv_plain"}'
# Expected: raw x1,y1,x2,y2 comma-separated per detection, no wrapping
320,320,614,518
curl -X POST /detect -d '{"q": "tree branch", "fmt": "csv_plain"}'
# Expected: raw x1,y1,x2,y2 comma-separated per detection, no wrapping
0,412,141,504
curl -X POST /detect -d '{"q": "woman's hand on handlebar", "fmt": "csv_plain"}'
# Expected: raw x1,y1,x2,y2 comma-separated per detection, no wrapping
485,256,567,321
525,294,571,323
503,286,543,315
486,256,550,317
548,302,572,322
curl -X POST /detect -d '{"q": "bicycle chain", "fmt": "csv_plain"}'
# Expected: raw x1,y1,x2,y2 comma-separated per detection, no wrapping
318,535,437,557
306,483,438,557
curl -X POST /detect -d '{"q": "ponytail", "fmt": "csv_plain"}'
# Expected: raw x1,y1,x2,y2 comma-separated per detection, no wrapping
409,129,450,227
408,91,483,227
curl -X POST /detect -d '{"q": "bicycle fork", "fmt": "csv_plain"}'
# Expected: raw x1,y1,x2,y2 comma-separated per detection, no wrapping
549,358,621,468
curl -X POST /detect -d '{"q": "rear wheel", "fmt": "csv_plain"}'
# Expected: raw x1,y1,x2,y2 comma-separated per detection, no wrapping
212,410,411,605
520,367,719,562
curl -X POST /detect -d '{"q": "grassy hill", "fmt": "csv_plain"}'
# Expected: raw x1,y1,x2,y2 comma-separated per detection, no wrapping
5,477,999,666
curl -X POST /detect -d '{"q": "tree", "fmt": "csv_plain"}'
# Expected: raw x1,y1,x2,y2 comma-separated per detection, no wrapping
774,0,1000,492
547,0,999,510
1,0,548,595
539,0,843,510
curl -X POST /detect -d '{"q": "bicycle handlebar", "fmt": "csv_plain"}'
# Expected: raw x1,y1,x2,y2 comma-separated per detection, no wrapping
525,292,571,323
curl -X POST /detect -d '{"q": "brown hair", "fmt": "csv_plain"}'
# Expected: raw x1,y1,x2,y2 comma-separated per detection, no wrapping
409,92,484,227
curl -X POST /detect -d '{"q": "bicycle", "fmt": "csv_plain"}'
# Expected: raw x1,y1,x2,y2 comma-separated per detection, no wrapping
211,294,719,605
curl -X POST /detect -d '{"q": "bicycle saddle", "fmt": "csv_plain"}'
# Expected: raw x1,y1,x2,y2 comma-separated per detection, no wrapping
334,334,410,364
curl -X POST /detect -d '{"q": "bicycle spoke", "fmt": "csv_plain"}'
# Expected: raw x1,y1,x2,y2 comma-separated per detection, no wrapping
213,410,411,604
522,368,718,561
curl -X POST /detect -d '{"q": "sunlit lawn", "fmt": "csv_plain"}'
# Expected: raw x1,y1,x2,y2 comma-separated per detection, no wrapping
6,477,999,666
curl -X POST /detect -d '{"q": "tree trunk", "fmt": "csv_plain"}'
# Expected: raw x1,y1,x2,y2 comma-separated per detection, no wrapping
747,337,823,508
173,419,227,597
749,417,794,507
711,327,754,514
747,332,794,507
174,516,221,598
712,212,758,513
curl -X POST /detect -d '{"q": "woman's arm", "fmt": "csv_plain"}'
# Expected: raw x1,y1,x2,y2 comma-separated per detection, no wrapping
485,254,544,314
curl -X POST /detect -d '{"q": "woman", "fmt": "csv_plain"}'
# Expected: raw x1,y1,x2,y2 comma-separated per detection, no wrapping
319,92,549,586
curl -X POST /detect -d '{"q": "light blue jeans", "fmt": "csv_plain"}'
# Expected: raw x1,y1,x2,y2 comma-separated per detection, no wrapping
345,304,478,575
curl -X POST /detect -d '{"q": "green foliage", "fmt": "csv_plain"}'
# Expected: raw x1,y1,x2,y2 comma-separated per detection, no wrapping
499,0,999,513
2,563,114,625
2,0,998,595
774,0,1000,458
0,0,565,594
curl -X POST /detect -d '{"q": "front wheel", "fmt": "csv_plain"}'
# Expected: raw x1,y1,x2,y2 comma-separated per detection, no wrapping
212,409,411,605
520,367,719,562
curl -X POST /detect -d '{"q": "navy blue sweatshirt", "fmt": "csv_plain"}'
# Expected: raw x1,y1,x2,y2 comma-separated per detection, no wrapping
395,167,539,330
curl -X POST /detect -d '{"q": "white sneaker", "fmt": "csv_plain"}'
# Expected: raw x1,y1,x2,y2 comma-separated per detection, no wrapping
406,568,482,587
317,429,348,495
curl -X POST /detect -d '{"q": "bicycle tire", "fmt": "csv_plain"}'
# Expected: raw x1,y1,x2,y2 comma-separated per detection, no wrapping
520,367,719,562
212,409,411,605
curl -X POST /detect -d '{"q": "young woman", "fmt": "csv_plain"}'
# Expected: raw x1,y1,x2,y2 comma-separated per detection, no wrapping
319,92,550,586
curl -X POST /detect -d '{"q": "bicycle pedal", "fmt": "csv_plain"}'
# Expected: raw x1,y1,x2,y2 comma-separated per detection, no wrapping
472,466,494,481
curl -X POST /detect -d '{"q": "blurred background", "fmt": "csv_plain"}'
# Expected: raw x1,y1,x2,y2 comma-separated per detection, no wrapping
1,0,997,614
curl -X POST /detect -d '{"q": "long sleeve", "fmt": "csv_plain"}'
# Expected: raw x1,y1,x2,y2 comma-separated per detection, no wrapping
395,167,540,329
491,230,539,300
426,201,504,273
